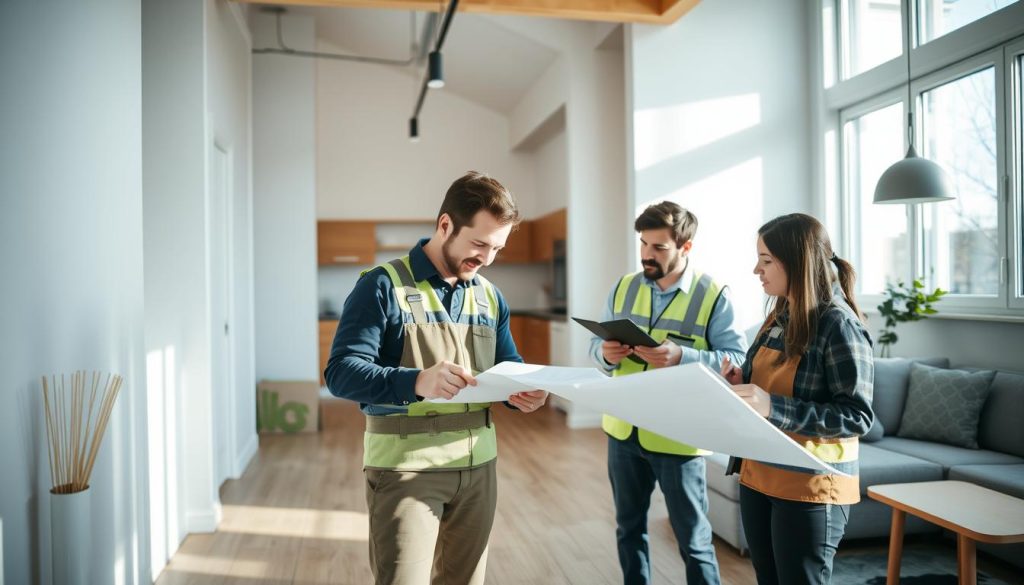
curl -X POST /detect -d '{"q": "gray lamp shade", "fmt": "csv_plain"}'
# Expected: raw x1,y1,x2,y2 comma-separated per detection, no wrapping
873,145,956,204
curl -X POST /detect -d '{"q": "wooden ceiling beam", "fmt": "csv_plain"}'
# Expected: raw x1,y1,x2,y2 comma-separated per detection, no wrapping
235,0,699,25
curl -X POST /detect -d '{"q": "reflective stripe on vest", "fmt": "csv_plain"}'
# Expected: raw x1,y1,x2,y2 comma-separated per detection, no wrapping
602,271,722,456
362,256,499,470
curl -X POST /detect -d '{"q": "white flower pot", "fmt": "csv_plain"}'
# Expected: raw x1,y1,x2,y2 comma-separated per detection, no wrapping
50,488,90,585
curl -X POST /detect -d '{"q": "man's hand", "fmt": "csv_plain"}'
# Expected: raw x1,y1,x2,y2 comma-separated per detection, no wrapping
601,340,633,366
414,360,477,400
631,340,682,368
720,356,743,385
732,384,771,418
508,390,548,413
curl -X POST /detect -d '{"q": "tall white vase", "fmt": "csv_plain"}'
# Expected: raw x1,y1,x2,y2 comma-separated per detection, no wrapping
50,488,90,585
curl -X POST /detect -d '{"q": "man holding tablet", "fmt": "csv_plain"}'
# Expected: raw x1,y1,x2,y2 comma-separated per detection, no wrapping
589,201,747,585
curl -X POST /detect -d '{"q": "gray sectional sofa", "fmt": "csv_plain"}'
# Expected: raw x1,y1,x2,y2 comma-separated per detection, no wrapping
705,357,1024,568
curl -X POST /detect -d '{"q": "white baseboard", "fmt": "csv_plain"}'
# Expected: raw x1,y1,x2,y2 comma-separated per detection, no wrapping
186,508,219,533
234,433,259,478
566,409,603,429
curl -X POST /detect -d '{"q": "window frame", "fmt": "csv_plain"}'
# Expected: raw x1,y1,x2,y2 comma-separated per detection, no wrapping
910,47,1006,311
839,90,910,303
823,0,1024,318
1008,36,1024,309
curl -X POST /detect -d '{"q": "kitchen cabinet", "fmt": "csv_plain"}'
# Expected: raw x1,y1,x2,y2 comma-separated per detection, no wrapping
317,221,375,265
319,320,339,386
510,315,550,365
530,208,567,262
497,221,533,263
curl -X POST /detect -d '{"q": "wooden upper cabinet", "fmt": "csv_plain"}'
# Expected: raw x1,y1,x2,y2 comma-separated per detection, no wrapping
531,208,567,262
497,221,533,263
318,221,375,265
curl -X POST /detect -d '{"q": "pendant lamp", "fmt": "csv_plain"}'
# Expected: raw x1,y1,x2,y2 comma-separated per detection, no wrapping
873,7,955,204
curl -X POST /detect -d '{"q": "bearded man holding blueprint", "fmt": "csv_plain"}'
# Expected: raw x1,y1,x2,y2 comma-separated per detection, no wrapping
587,202,748,585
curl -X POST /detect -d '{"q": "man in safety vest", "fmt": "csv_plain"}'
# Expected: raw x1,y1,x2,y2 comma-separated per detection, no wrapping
590,201,748,585
325,171,549,585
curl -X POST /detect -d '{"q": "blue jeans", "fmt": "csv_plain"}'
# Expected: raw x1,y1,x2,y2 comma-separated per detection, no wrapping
739,485,850,585
607,433,721,585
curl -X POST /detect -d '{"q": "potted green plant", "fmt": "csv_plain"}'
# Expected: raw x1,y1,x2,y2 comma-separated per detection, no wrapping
876,279,946,358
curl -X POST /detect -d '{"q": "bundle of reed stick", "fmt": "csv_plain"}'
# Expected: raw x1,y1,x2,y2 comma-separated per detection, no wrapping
42,371,123,494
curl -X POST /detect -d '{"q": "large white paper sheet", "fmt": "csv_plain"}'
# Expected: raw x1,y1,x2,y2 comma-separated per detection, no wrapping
429,361,842,475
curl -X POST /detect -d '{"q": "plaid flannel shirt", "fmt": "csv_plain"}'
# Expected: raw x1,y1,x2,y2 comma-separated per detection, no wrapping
741,295,875,440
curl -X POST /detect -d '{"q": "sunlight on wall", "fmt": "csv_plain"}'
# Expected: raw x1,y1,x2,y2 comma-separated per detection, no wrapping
637,157,767,334
633,94,761,172
219,505,369,541
147,345,179,580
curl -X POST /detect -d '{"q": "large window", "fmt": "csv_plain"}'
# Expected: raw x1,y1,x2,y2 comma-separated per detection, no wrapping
918,0,1017,44
919,65,1000,296
843,101,910,293
827,0,1024,315
841,0,902,79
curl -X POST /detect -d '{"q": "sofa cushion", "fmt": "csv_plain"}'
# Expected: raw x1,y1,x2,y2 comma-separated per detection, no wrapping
948,464,1024,500
872,357,950,435
897,363,994,448
977,371,1024,458
705,452,740,501
857,443,943,494
873,437,1024,472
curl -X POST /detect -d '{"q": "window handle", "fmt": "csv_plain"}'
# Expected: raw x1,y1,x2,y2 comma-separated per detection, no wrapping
1000,257,1008,285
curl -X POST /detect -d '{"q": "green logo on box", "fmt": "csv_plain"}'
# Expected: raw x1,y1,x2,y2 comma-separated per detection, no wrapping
258,389,309,432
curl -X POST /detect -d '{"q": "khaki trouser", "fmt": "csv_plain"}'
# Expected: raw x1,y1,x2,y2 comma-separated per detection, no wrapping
365,459,497,585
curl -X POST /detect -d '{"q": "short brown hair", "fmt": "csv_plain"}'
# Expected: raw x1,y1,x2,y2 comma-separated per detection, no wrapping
438,171,520,235
634,201,697,247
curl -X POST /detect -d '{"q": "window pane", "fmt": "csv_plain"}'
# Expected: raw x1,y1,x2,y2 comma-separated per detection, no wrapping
917,0,1017,44
844,102,909,293
921,66,999,295
842,0,902,78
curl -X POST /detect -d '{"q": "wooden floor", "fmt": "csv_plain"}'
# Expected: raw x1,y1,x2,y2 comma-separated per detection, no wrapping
155,401,1021,585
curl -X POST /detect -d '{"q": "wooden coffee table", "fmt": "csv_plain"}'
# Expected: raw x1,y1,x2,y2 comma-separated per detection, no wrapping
867,480,1024,585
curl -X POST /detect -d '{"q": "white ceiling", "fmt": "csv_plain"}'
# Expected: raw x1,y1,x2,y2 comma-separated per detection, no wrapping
282,5,560,114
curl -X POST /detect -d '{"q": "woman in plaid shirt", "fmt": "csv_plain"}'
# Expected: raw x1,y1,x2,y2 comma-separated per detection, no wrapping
720,213,874,585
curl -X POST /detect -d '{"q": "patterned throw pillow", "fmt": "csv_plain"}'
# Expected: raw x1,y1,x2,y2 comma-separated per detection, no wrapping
897,363,995,449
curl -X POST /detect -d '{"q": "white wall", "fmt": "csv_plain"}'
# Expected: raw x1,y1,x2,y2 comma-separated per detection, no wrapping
315,39,537,220
143,0,256,576
868,316,1024,371
253,12,320,382
314,37,548,312
142,0,215,559
0,1,150,584
627,0,812,335
205,0,257,500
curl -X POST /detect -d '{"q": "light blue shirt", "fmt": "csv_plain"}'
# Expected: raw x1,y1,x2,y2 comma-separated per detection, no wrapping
588,267,748,373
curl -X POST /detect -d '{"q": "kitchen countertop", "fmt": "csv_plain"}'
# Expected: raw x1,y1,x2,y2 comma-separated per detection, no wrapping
510,309,568,322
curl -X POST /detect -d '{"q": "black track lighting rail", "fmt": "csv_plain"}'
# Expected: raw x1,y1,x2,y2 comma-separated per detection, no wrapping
410,0,459,138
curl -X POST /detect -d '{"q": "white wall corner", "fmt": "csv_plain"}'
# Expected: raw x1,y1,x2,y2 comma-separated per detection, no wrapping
509,59,569,150
235,433,260,478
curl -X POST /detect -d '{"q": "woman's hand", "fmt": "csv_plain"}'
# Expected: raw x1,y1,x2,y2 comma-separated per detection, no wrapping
732,384,772,418
720,356,743,385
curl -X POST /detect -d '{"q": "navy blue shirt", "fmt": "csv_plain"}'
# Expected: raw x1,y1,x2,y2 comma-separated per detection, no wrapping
324,239,522,413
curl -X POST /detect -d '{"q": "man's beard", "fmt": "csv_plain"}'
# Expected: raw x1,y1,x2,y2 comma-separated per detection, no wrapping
442,238,482,280
642,256,680,280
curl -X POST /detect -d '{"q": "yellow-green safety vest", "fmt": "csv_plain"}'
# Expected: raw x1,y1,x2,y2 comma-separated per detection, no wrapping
362,256,501,470
602,270,722,456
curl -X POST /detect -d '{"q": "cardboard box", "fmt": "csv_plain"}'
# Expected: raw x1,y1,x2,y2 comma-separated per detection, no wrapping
257,380,320,433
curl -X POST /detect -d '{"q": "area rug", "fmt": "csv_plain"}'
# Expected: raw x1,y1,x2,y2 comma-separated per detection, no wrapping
831,546,1014,585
